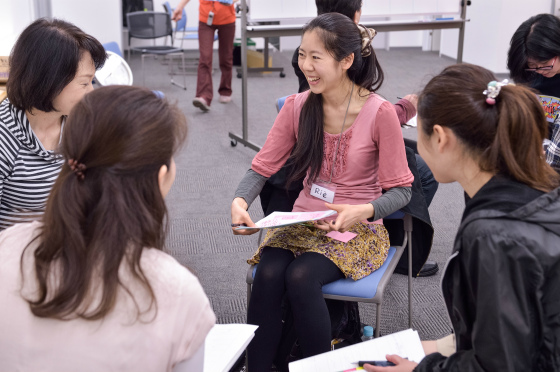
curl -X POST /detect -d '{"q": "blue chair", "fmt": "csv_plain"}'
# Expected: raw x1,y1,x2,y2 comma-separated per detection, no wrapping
246,211,413,338
276,95,289,112
103,41,123,57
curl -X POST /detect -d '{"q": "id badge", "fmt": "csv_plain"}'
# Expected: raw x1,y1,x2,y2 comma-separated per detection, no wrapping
207,11,214,26
310,182,336,203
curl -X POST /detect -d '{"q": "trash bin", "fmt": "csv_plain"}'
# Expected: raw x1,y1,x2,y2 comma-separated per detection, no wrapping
233,38,256,66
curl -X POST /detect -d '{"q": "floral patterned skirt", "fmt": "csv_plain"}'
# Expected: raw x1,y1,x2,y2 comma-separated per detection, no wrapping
247,222,390,280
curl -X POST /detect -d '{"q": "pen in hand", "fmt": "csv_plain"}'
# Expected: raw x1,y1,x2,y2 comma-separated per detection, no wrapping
231,223,247,227
353,360,397,367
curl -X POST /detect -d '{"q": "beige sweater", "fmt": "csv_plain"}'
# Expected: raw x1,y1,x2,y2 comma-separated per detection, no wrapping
0,221,216,372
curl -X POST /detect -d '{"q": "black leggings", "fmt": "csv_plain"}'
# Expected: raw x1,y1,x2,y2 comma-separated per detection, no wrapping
247,247,345,371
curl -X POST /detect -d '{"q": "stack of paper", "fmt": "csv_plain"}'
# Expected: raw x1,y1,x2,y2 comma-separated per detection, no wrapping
204,324,258,372
289,329,425,372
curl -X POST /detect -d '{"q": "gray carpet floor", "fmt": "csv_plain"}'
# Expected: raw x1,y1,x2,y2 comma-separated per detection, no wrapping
125,47,471,365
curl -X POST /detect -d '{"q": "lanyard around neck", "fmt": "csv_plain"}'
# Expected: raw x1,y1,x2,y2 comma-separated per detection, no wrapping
325,83,354,184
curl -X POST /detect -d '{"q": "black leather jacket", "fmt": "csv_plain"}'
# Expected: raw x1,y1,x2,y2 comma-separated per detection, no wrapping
416,176,560,372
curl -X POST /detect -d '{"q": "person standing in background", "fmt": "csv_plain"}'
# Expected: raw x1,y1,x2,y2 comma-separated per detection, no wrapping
172,0,237,112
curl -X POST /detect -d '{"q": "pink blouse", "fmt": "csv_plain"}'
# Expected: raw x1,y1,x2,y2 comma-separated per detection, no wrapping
252,91,414,223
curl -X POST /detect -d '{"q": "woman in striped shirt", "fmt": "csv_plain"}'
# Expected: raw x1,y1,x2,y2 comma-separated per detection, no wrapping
0,18,106,230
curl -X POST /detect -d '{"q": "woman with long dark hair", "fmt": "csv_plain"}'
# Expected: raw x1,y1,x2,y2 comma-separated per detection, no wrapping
0,86,215,371
0,18,107,230
365,64,560,372
508,14,560,171
231,13,414,370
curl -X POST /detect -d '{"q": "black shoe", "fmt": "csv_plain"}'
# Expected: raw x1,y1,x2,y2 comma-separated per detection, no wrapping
417,260,439,277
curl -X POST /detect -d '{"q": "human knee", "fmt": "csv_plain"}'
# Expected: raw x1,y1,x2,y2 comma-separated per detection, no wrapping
285,262,320,295
254,264,286,289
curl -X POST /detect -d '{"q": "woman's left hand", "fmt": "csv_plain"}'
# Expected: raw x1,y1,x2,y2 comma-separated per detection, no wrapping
363,355,418,372
314,203,374,232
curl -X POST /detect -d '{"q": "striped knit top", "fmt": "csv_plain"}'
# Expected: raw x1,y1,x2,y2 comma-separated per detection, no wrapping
0,99,64,231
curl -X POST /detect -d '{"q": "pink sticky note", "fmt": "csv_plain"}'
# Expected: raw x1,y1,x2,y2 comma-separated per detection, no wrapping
326,231,358,243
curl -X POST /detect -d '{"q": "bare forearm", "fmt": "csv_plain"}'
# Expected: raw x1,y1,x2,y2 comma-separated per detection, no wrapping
176,0,190,9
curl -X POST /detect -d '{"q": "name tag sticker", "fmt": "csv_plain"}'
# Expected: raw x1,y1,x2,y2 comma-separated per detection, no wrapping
310,182,336,203
326,231,358,243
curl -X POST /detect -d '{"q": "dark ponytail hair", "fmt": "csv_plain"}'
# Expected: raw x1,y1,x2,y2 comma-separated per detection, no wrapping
287,12,384,186
507,14,560,84
315,0,362,19
22,86,187,320
418,63,559,192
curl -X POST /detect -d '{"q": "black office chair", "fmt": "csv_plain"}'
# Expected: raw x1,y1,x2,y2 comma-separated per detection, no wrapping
126,11,187,89
143,0,154,10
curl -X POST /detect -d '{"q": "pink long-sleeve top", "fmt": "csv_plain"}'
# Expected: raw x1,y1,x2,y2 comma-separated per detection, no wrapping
252,91,414,223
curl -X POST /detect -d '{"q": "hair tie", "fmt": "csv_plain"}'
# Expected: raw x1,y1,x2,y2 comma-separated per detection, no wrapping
68,158,87,181
357,24,376,57
483,79,513,105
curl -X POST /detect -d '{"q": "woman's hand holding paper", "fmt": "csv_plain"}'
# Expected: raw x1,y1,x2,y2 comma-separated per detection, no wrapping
363,354,417,372
314,203,374,232
231,197,258,235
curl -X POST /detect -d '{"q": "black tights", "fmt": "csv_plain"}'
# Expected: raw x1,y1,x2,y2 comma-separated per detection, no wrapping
246,247,344,371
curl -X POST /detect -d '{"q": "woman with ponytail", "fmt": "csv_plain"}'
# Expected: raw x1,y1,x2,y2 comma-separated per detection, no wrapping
365,64,560,372
0,86,215,371
231,13,414,370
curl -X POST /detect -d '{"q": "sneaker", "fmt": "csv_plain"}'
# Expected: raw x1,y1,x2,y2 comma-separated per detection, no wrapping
219,95,232,104
193,97,210,112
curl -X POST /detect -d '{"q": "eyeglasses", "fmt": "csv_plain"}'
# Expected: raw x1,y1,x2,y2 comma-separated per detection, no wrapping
525,57,556,72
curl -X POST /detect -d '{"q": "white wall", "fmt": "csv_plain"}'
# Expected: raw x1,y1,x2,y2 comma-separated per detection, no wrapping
51,0,122,52
441,0,552,73
0,0,121,56
0,0,35,56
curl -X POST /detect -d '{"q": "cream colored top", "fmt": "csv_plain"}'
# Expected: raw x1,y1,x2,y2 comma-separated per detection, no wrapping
0,221,216,372
436,334,457,357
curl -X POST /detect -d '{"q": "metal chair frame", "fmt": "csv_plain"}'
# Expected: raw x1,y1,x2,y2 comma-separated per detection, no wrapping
126,11,187,89
246,212,413,338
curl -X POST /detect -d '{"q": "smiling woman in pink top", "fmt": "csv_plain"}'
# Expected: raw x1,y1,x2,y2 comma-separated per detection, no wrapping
0,86,215,372
230,13,413,371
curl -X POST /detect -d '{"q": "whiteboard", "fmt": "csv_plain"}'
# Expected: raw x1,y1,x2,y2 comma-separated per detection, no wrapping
248,0,462,22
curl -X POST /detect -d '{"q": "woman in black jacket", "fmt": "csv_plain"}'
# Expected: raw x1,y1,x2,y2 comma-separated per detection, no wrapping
365,64,560,372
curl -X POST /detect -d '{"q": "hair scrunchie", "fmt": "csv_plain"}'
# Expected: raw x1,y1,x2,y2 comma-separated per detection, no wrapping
357,24,377,57
68,158,87,181
483,79,513,105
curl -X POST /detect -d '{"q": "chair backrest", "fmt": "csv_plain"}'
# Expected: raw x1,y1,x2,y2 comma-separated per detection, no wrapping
95,51,133,86
143,0,154,10
162,2,172,17
127,11,173,40
276,95,289,113
102,41,123,57
175,9,188,32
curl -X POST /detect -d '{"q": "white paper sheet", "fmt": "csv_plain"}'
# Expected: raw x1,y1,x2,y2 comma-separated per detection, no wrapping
235,210,337,230
406,115,418,127
289,329,425,372
203,324,258,372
